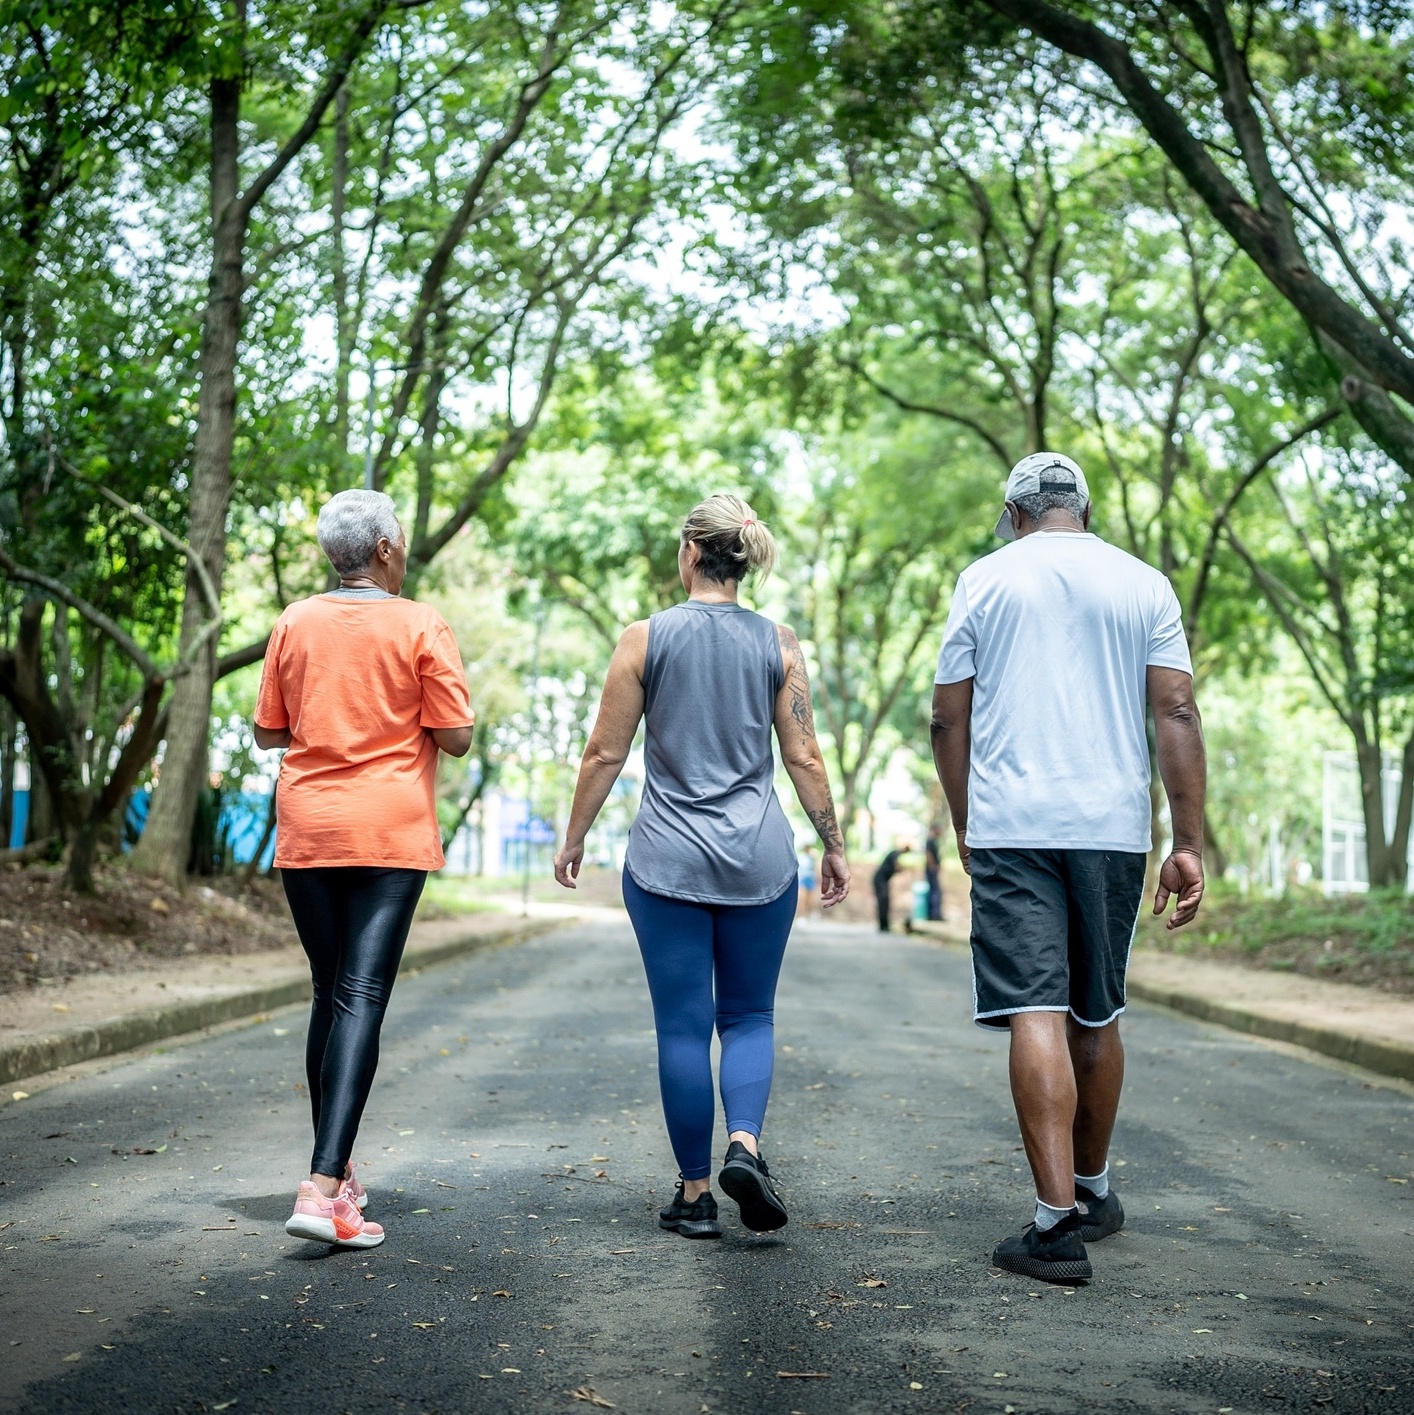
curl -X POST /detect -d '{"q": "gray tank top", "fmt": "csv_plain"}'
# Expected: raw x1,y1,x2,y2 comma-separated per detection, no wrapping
624,601,797,906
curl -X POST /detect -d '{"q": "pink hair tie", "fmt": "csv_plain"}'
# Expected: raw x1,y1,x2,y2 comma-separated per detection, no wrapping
741,517,755,529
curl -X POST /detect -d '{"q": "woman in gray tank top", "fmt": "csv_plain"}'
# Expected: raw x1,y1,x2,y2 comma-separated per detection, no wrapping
554,495,850,1239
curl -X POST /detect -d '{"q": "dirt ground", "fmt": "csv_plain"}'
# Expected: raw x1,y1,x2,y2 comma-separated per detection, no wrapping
1,863,296,996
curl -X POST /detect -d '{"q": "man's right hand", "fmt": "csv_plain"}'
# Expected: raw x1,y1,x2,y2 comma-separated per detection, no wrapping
956,827,971,876
1154,848,1204,929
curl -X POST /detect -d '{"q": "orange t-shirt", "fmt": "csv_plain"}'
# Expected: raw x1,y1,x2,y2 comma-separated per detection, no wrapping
254,595,473,871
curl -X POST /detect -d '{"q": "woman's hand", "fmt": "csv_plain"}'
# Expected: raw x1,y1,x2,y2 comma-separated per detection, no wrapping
819,849,850,907
553,838,585,889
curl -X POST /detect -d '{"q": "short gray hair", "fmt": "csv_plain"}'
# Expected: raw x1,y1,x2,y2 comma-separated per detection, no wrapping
1012,488,1088,526
316,490,402,575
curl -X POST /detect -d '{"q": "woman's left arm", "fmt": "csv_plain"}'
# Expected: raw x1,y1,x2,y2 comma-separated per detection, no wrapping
773,625,851,906
554,621,649,889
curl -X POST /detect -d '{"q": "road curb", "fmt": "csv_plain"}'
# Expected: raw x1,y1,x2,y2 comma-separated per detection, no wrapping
1124,978,1414,1085
0,917,557,1087
908,919,1414,1086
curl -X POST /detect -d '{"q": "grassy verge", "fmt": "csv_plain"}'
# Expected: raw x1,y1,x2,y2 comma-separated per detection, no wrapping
1135,884,1414,995
416,876,506,919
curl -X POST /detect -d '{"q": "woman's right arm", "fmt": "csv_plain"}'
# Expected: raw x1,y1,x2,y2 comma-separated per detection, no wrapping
773,625,850,907
553,621,649,889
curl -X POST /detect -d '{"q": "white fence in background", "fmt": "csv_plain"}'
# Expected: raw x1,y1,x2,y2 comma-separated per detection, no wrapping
1322,750,1413,895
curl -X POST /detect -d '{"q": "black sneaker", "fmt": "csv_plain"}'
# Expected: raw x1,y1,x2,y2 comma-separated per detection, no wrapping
1076,1184,1124,1242
717,1141,788,1232
991,1209,1092,1284
658,1183,721,1239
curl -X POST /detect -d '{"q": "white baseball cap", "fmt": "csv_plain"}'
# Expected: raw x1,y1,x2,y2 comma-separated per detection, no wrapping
994,452,1091,541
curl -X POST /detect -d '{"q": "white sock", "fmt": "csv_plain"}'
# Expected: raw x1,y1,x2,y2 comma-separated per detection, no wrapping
1075,1165,1109,1199
1034,1198,1074,1232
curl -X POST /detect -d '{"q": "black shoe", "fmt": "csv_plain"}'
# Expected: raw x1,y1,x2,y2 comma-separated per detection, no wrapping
658,1182,722,1238
991,1210,1092,1284
717,1141,789,1232
1076,1184,1124,1242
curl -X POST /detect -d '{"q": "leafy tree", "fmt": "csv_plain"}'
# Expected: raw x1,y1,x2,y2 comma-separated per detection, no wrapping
784,411,995,844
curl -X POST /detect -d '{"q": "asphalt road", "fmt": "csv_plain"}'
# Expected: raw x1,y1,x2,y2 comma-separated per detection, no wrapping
2,916,1412,1415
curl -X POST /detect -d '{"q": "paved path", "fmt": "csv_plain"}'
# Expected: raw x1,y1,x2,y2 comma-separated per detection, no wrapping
2,917,1411,1414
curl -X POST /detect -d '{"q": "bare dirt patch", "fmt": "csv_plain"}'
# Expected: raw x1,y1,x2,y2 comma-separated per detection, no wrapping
1,863,295,996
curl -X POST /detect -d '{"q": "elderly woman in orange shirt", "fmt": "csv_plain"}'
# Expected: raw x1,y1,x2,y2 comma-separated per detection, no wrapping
255,489,472,1250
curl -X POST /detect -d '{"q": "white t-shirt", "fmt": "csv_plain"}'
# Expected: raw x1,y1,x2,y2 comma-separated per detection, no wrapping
935,531,1192,852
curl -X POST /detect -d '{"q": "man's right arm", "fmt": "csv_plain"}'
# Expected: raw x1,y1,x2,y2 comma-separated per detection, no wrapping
1148,665,1206,929
930,679,974,874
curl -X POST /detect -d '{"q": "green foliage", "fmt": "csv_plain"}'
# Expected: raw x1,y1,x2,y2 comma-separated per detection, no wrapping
1136,882,1414,994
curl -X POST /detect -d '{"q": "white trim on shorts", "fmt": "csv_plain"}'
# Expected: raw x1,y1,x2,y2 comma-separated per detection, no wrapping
1066,882,1145,1028
973,1003,1069,1030
1068,1003,1126,1028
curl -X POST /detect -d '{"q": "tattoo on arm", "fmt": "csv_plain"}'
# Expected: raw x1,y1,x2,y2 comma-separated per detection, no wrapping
780,627,814,735
807,805,844,852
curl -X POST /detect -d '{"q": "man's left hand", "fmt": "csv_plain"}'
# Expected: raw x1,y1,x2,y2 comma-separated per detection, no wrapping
1154,848,1203,929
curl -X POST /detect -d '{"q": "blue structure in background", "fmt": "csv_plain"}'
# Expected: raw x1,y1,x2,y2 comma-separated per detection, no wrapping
126,786,276,870
221,791,278,871
498,795,556,873
9,781,274,868
9,789,28,850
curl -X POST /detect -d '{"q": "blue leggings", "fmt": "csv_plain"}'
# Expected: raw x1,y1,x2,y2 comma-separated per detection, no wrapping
623,870,797,1181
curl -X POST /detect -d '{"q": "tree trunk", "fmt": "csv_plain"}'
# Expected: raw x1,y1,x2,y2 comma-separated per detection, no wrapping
27,762,53,844
65,815,100,894
1383,727,1414,892
129,76,246,884
332,80,353,473
1203,807,1228,880
1354,740,1403,889
0,700,13,849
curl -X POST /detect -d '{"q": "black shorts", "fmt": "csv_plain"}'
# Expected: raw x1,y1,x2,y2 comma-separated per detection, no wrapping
967,848,1147,1030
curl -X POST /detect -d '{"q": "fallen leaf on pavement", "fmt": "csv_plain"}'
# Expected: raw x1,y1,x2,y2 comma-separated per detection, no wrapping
857,1277,888,1289
570,1387,614,1408
492,1290,512,1298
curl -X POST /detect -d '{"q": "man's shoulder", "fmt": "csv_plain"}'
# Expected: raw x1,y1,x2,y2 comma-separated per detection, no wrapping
1086,538,1175,593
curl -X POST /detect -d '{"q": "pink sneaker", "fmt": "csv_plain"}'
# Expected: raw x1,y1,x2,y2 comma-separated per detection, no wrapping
342,1162,368,1211
285,1181,385,1248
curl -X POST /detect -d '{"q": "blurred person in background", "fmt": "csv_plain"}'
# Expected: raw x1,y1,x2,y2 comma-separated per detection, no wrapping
255,489,473,1251
554,494,849,1239
925,824,944,922
872,842,910,933
798,844,819,920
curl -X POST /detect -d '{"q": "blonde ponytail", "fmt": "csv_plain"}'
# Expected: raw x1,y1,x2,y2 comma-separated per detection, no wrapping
682,493,778,583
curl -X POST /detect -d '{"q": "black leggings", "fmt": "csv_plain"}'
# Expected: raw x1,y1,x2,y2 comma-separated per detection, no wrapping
281,867,426,1177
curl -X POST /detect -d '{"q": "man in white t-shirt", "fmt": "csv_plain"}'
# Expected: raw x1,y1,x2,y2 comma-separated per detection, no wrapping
931,452,1207,1285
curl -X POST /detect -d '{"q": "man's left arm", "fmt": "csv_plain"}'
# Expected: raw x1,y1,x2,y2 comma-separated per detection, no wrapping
931,679,974,874
1148,665,1206,929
